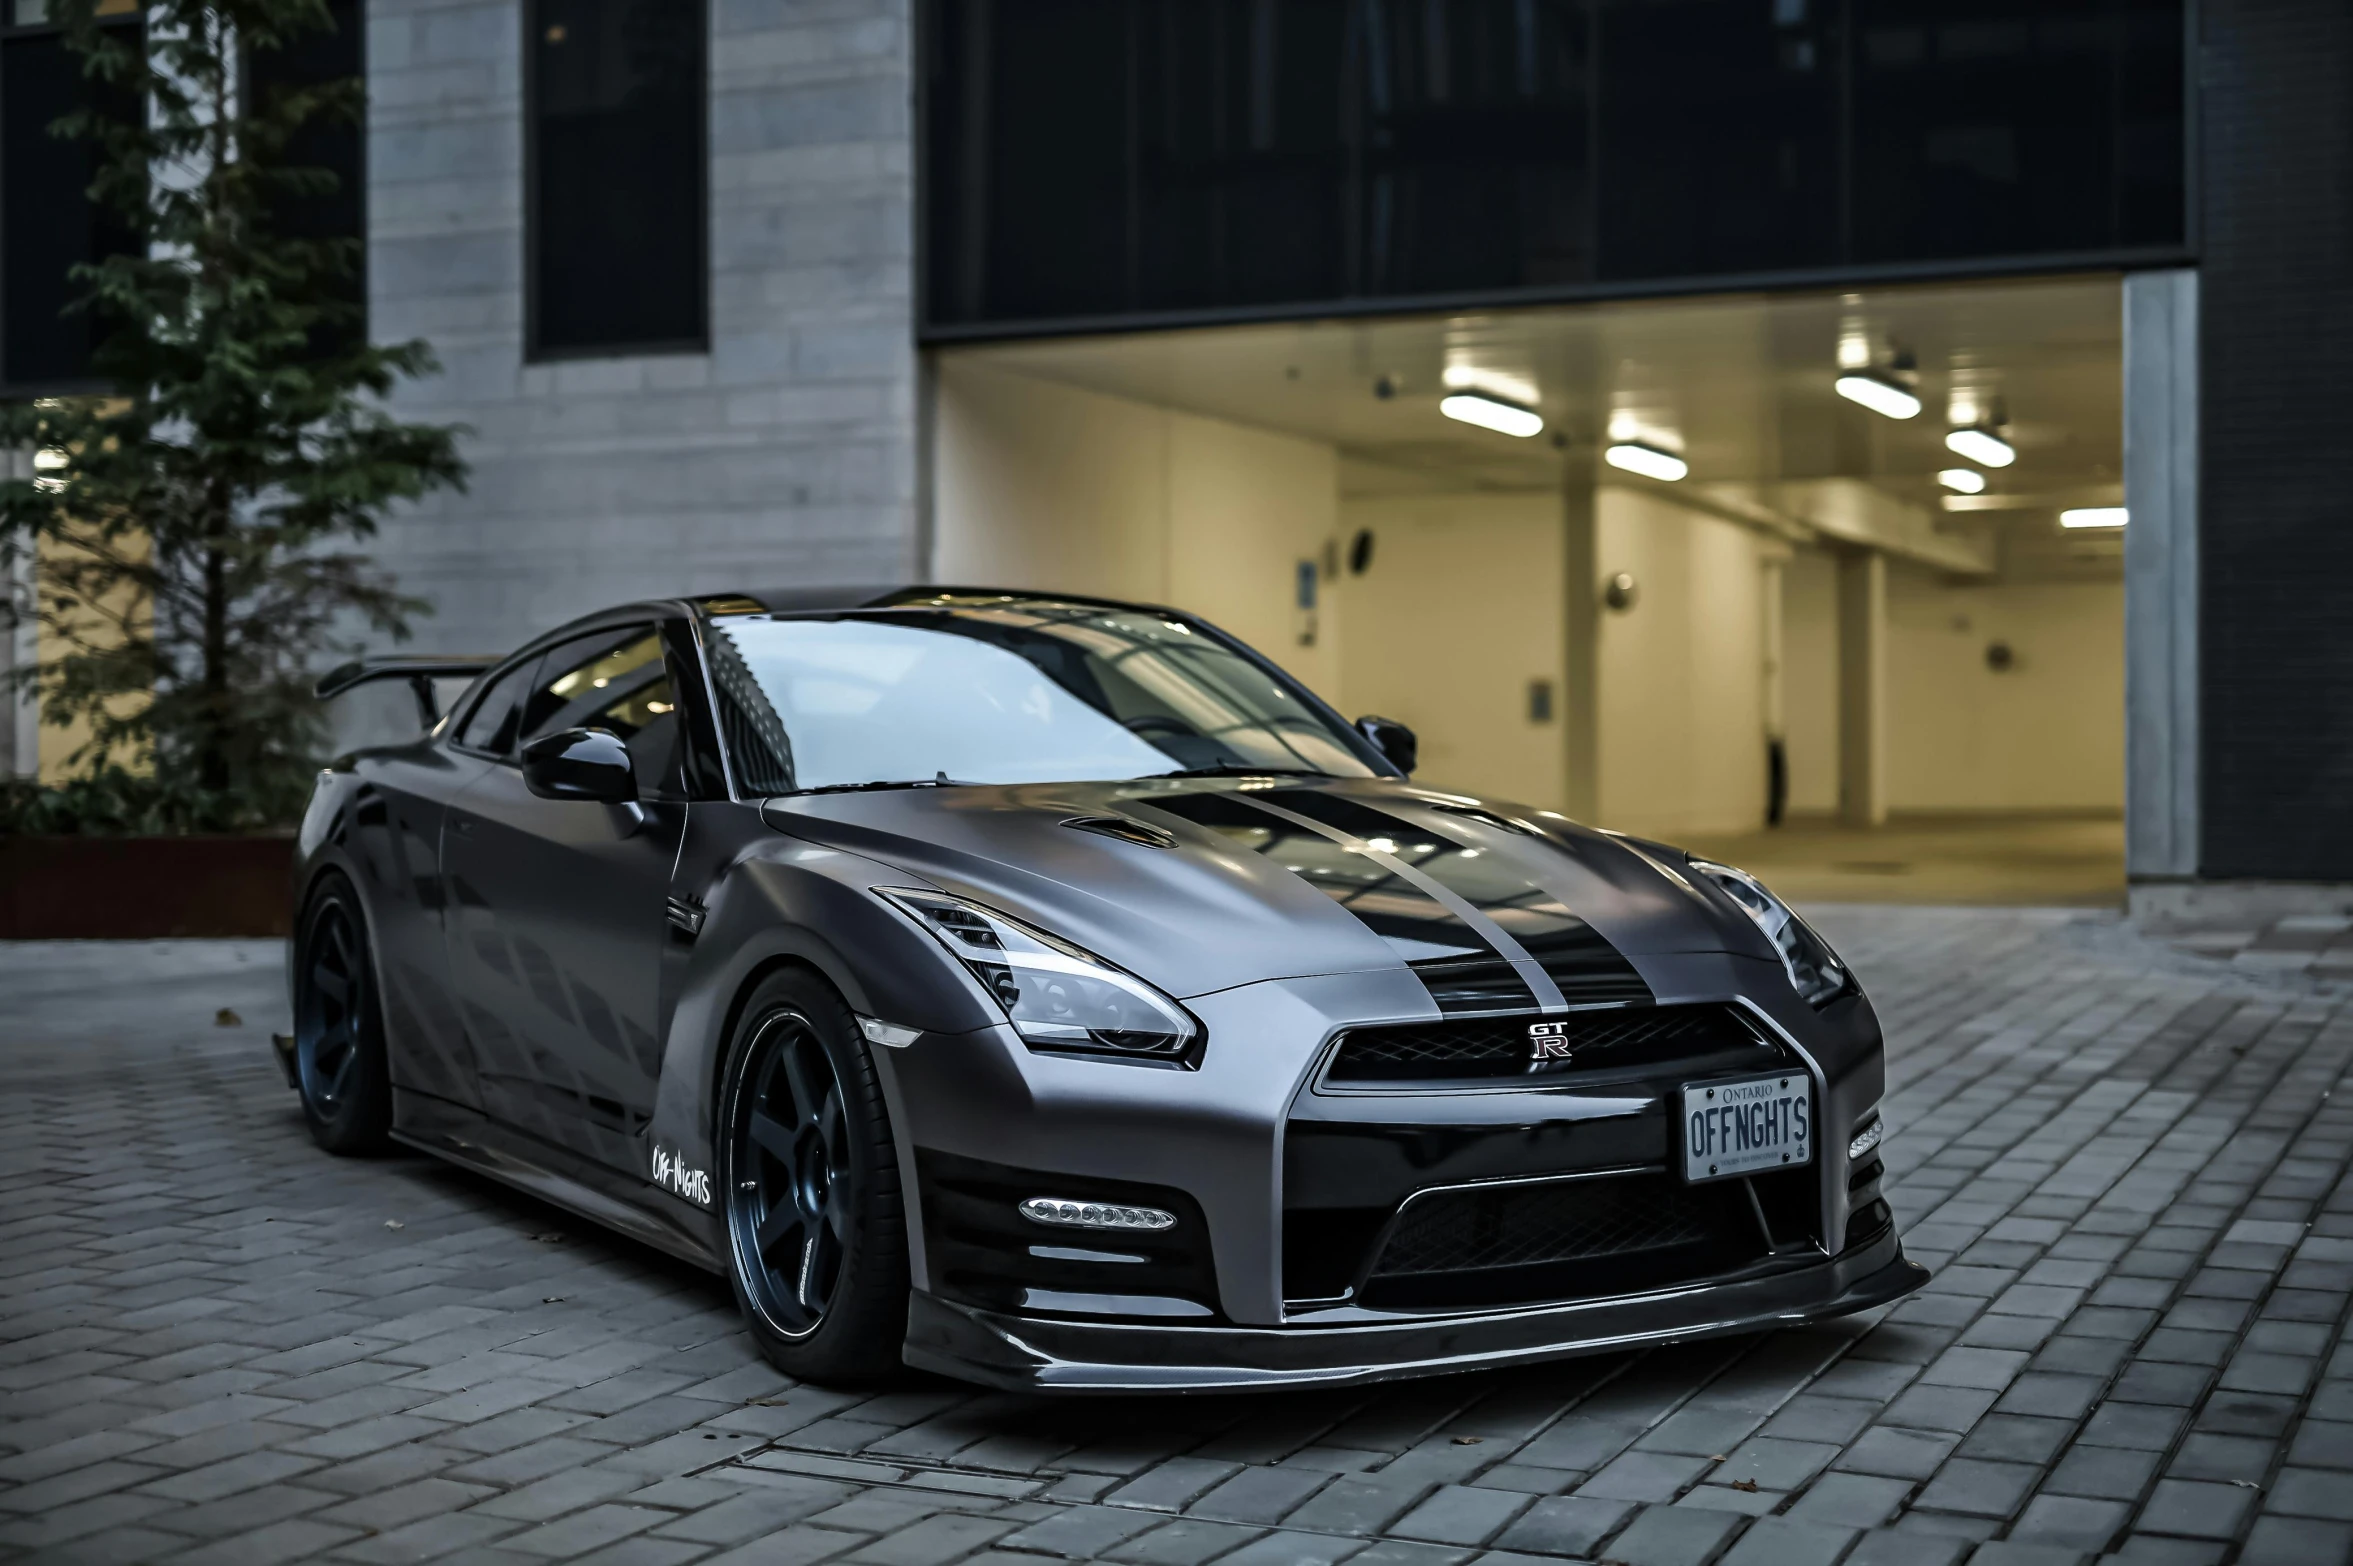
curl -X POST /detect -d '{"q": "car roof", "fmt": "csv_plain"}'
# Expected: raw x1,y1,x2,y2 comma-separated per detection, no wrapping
527,585,1179,649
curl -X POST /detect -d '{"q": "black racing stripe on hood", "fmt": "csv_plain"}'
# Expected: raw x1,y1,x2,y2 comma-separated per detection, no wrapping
1257,789,1653,1006
1140,790,1540,1015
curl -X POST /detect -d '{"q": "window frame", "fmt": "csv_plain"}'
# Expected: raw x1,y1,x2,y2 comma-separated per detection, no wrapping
521,0,711,364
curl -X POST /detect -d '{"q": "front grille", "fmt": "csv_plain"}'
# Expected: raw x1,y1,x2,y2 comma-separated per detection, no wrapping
1358,1170,1768,1309
1325,1003,1785,1086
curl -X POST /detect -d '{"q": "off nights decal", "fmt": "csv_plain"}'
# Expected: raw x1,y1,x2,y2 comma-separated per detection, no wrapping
651,1145,712,1207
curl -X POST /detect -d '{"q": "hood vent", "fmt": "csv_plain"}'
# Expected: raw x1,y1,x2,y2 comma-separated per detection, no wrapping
1061,815,1177,850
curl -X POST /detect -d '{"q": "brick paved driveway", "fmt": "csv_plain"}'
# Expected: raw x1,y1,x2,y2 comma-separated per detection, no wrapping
5,911,2352,1566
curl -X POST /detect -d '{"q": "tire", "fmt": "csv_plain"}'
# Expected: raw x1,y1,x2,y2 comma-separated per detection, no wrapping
717,969,910,1385
292,873,394,1155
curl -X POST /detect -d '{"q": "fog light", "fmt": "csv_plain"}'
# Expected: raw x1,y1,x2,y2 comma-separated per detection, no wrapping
1019,1197,1176,1233
1848,1119,1885,1161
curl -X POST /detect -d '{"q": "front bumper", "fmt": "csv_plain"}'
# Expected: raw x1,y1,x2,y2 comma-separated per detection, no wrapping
903,1225,1926,1392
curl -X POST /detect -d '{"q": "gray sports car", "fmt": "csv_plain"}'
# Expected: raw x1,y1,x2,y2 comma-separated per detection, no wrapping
286,587,1924,1392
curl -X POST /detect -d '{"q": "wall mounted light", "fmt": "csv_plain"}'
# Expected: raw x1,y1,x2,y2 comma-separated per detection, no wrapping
2060,507,2128,529
1937,468,1987,494
1440,392,1543,438
1603,442,1688,482
1945,427,2016,467
1833,371,1921,420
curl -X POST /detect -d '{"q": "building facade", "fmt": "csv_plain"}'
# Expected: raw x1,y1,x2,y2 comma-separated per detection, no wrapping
1,0,2348,899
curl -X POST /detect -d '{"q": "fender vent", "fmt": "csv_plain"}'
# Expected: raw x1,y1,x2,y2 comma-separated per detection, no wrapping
1061,815,1177,850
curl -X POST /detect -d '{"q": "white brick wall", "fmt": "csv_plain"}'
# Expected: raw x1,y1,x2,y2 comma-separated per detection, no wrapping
366,0,919,659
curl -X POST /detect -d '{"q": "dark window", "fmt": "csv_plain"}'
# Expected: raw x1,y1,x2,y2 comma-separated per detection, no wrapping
455,658,540,755
0,2,143,392
528,0,706,358
1849,0,2186,263
920,0,2188,334
518,626,684,795
245,0,367,354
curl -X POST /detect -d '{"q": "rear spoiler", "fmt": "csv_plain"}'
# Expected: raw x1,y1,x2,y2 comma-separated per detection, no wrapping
315,656,497,727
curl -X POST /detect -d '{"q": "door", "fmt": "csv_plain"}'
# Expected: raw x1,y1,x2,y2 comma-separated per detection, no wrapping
442,622,692,1171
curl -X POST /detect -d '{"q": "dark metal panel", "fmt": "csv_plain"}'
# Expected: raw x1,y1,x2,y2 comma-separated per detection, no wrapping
2197,0,2353,878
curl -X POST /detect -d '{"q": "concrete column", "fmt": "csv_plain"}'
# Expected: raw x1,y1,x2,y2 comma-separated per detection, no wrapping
2123,269,2200,880
1760,551,1788,825
1561,447,1599,821
1837,548,1887,827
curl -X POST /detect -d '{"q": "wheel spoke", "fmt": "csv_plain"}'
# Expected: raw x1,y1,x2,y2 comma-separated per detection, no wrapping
777,1041,824,1131
755,1198,806,1259
321,1035,358,1098
745,1109,797,1166
814,1090,844,1166
820,1187,851,1244
312,964,350,1006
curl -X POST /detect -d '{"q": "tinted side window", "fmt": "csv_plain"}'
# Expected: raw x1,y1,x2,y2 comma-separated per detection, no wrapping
521,626,684,795
454,658,540,754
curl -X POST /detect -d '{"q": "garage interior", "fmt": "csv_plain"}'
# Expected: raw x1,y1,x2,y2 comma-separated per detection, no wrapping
928,274,2127,905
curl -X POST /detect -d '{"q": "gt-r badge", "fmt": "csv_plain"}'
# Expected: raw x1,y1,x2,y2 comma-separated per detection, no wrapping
1529,1021,1576,1062
651,1145,711,1207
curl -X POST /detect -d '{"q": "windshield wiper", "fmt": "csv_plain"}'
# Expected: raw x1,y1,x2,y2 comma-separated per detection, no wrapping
1146,764,1332,779
777,772,971,797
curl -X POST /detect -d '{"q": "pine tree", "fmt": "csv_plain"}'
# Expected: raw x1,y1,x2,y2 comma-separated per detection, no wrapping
0,0,465,831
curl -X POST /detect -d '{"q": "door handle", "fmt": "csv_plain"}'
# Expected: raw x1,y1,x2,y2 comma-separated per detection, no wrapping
452,817,475,837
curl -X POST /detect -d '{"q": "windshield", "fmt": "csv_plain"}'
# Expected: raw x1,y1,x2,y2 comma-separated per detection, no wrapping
701,599,1380,793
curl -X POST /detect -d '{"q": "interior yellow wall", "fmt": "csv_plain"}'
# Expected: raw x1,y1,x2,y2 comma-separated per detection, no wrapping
931,358,1342,700
33,528,151,783
1329,492,1567,810
1883,565,2124,812
1595,487,1772,839
1779,547,2124,817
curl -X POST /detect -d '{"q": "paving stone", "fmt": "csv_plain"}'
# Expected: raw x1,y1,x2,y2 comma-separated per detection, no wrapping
1489,1494,1635,1557
2008,1492,2131,1549
1597,1502,1741,1566
2238,1514,2353,1566
1784,1473,1913,1528
1836,1427,1959,1480
2136,1479,2256,1539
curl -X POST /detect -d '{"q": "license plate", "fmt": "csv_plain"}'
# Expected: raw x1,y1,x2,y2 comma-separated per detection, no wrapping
1681,1073,1812,1182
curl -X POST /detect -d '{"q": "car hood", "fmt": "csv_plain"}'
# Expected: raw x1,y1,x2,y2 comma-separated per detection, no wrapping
757,777,1773,1003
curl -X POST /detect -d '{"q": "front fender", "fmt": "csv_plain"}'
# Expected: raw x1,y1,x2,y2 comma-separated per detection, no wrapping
644,832,1002,1231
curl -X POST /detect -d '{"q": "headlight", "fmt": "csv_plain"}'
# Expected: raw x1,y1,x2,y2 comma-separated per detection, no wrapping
878,889,1201,1064
1688,860,1852,1008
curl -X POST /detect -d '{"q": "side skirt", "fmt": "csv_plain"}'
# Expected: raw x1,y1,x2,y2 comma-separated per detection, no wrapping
391,1087,725,1273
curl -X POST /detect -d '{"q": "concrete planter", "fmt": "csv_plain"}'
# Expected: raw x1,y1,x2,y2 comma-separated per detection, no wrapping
0,835,294,939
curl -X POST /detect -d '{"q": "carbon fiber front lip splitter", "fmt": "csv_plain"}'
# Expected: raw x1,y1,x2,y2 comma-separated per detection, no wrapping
901,1230,1926,1392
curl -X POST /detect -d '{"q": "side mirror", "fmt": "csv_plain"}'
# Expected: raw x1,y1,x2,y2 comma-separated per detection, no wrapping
1355,715,1418,775
521,727,638,804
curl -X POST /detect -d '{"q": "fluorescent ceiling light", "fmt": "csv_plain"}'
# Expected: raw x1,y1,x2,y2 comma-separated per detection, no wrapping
2061,507,2128,529
1945,427,2017,467
1439,392,1543,439
1834,372,1921,420
1937,468,1987,494
1603,442,1689,482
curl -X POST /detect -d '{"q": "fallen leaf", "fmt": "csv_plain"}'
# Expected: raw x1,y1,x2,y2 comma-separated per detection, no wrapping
1451,1436,1484,1446
530,1233,565,1244
383,1219,404,1230
542,1296,565,1304
215,1008,242,1026
1709,1454,1728,1462
1729,1479,1760,1493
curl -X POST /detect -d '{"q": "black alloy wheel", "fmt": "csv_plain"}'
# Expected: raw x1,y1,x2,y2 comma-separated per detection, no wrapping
293,875,393,1153
719,970,908,1382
